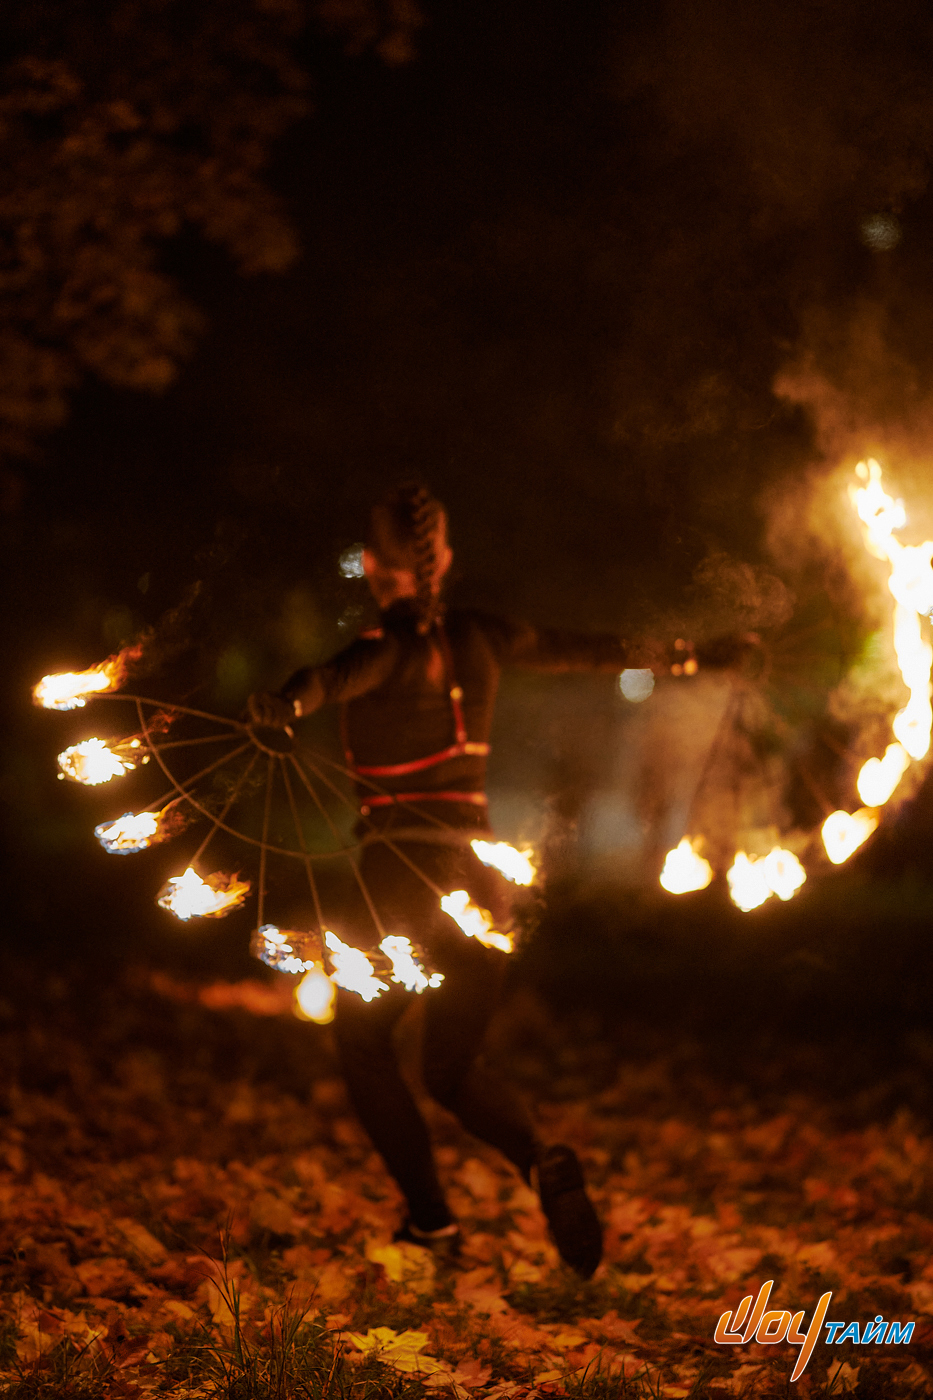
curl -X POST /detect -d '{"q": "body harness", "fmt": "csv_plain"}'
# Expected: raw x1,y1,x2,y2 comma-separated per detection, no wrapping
343,624,490,816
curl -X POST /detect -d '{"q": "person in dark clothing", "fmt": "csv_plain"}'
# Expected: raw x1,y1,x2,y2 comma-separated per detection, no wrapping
249,484,659,1277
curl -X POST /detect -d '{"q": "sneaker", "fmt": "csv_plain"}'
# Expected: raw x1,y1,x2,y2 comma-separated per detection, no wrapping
532,1144,603,1279
393,1218,461,1262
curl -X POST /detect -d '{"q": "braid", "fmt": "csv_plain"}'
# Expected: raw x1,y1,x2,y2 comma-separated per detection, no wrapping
370,481,447,634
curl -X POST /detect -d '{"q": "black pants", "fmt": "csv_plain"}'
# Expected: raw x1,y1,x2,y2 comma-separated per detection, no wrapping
332,837,539,1231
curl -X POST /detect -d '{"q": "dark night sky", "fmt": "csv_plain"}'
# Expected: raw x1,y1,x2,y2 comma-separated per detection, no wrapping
7,0,933,970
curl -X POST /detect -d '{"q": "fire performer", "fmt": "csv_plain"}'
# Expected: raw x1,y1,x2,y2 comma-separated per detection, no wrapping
249,483,659,1277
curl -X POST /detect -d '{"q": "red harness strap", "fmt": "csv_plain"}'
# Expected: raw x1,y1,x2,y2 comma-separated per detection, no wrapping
342,624,490,787
360,790,489,813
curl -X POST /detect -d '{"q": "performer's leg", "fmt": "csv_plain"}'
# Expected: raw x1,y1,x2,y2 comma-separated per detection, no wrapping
332,985,453,1232
421,938,539,1182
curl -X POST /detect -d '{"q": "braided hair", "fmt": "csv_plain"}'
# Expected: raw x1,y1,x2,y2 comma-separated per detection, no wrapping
368,482,448,634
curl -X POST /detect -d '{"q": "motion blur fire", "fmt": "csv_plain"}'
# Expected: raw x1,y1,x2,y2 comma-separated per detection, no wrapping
323,931,388,1002
470,839,536,886
440,889,514,953
821,460,933,862
58,737,144,785
33,644,142,710
157,867,250,920
726,848,806,913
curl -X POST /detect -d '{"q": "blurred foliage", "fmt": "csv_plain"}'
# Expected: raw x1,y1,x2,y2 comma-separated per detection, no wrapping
0,0,424,464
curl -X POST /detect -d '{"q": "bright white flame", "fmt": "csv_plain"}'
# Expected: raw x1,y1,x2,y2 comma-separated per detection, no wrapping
857,741,911,807
157,867,250,920
659,837,713,894
324,930,388,1001
33,659,125,710
761,847,806,902
726,852,773,912
470,839,536,886
726,847,807,912
821,809,879,865
851,459,933,766
95,810,160,853
294,966,336,1024
58,737,141,785
253,924,315,975
440,890,514,953
380,934,444,992
619,668,655,702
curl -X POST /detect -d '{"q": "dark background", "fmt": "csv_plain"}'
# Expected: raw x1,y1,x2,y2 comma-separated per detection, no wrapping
4,0,933,1100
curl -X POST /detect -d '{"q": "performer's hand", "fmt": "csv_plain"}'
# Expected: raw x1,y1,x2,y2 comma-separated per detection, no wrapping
248,691,296,728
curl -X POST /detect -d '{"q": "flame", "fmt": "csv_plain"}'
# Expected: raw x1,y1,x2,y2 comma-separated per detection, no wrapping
33,646,140,711
856,741,911,807
95,809,162,853
470,839,536,886
659,837,713,894
380,934,444,992
157,867,250,920
324,930,389,1001
726,847,806,912
440,889,514,953
252,924,317,975
57,737,143,785
294,966,336,1024
821,808,879,865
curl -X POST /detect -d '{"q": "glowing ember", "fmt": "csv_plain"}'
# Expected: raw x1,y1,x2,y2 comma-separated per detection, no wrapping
440,889,514,953
33,654,130,710
294,966,336,1024
380,934,444,992
659,837,713,894
821,808,879,865
57,737,143,785
470,839,536,886
157,867,250,920
324,930,388,1001
726,853,773,912
95,809,162,854
857,741,911,807
762,847,806,902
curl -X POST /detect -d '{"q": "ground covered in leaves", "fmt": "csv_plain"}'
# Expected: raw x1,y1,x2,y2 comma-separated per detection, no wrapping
2,960,933,1399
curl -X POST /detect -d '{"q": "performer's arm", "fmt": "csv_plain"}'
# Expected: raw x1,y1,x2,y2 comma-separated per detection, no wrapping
249,635,398,726
477,612,661,673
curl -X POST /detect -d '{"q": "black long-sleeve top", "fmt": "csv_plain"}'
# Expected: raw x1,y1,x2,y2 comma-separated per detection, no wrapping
282,601,642,826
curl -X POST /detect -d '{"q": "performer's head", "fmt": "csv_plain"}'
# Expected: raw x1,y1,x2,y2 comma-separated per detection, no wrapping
363,482,452,631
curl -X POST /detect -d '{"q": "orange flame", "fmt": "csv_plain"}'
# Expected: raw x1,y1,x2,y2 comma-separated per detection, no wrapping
440,890,514,953
821,808,879,865
294,966,336,1024
157,867,250,920
659,837,713,894
470,839,536,886
95,808,172,853
58,737,144,785
33,643,142,711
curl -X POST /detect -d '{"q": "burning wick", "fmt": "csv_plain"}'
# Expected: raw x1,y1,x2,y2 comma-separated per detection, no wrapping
380,934,444,993
57,737,144,786
659,837,713,894
324,931,389,1002
470,839,536,886
440,890,514,953
157,868,250,920
33,653,131,710
95,809,163,854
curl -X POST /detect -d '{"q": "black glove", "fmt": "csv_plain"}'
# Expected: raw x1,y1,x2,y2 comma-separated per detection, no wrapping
248,691,296,728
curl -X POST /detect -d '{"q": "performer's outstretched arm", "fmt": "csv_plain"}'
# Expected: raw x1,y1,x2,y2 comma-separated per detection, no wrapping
476,612,662,673
249,633,398,726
